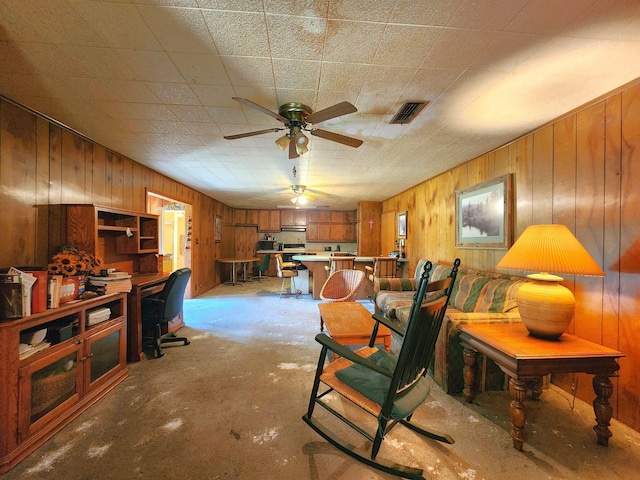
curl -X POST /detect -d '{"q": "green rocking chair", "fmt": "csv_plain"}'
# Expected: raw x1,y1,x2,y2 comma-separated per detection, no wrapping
302,258,460,480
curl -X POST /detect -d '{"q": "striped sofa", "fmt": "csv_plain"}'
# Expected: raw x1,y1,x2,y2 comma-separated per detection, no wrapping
373,260,526,394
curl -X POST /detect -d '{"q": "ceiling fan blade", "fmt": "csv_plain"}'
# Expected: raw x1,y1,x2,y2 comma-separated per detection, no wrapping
289,138,299,159
306,101,357,124
232,97,289,123
223,127,283,140
311,129,363,148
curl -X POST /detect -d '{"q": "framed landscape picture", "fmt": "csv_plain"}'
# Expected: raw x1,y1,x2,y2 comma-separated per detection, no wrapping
455,174,513,249
397,211,407,239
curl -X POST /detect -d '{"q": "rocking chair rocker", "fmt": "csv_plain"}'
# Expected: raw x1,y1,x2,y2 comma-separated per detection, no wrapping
302,258,460,480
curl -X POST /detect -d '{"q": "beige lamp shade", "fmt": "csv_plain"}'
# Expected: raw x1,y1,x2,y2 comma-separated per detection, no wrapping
496,224,605,339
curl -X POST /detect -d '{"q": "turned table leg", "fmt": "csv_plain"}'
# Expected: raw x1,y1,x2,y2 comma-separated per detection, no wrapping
509,377,528,450
462,348,477,403
592,375,614,446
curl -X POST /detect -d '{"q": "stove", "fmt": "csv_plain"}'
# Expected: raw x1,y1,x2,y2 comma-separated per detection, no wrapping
282,244,306,265
282,243,306,253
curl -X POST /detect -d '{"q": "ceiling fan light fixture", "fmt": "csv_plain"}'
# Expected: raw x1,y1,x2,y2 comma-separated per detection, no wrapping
295,132,309,147
275,135,290,151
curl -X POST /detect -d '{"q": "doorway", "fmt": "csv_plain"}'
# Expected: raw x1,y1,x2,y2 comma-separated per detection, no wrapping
146,191,192,274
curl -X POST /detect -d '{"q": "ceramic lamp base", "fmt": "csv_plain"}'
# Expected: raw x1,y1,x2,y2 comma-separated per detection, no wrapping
517,274,575,339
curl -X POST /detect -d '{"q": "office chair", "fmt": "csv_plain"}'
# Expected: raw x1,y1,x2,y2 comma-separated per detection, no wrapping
141,267,191,358
252,254,271,281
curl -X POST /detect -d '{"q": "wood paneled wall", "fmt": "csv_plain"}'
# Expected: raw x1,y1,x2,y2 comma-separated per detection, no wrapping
0,97,231,296
383,81,640,432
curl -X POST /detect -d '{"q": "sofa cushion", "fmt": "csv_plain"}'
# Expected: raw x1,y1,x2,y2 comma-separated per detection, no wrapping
448,274,491,312
473,277,526,313
375,290,415,319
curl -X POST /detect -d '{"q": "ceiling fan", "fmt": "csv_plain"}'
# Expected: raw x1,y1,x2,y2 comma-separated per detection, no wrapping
223,97,363,159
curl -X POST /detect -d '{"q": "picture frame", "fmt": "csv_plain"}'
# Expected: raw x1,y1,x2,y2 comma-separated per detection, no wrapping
214,215,222,242
455,174,513,249
397,211,407,239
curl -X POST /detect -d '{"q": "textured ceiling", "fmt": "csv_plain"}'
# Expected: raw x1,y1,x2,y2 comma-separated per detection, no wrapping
1,0,640,210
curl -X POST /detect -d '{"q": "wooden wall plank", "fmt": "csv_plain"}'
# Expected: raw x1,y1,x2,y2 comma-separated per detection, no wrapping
531,125,554,224
574,103,606,343
0,101,37,266
617,83,640,429
603,95,622,352
60,129,86,204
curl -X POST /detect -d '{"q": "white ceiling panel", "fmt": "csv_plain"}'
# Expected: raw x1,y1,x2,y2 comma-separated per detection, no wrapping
0,0,639,210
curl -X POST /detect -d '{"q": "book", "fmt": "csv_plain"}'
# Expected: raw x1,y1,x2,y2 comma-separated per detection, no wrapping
48,276,62,309
1,274,23,319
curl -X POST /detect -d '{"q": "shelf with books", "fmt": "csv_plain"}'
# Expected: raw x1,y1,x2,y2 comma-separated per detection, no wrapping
0,293,128,474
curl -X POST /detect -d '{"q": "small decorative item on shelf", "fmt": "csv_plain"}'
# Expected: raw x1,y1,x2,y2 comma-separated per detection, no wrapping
48,246,103,304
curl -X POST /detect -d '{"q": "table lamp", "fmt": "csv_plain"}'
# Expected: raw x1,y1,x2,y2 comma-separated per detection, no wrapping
495,224,605,339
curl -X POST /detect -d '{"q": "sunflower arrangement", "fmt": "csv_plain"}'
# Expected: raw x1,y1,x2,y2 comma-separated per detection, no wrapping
48,245,103,277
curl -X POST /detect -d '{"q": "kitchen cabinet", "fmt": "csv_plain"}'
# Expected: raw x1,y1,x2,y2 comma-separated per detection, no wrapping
280,210,307,227
258,210,281,232
234,209,258,226
0,293,128,474
306,210,357,242
65,205,160,274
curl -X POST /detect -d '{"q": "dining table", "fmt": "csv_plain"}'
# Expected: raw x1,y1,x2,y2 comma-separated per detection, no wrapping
217,257,260,285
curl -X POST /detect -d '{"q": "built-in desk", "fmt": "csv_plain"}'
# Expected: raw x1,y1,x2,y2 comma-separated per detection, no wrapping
128,273,170,362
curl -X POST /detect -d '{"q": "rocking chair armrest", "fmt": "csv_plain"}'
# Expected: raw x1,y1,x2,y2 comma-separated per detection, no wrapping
371,313,406,336
314,333,393,377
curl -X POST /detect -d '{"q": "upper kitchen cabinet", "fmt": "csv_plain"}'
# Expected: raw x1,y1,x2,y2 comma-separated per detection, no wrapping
280,210,307,227
306,210,356,242
258,210,281,232
234,209,258,226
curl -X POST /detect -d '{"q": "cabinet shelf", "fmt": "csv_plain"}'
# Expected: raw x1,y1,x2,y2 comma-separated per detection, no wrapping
0,293,128,474
65,205,160,274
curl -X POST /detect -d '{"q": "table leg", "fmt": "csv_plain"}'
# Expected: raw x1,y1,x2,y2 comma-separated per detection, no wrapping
462,348,477,403
509,377,528,450
592,375,614,446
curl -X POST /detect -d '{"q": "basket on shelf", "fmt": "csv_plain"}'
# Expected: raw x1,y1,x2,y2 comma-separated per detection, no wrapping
31,368,76,418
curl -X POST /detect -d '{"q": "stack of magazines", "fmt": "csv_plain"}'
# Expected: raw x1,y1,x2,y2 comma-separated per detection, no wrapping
87,274,132,294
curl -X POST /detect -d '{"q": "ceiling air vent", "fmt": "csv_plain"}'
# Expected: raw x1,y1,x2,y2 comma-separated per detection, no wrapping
390,101,429,124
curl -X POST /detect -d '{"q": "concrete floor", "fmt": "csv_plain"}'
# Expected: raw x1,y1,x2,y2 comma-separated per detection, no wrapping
4,278,640,479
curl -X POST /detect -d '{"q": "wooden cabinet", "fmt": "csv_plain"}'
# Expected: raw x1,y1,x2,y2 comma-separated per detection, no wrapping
0,293,128,474
234,209,258,226
65,205,160,274
306,210,357,242
258,210,280,232
280,210,307,227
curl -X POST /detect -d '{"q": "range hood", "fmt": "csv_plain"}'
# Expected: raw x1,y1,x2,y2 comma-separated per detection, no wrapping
281,226,306,232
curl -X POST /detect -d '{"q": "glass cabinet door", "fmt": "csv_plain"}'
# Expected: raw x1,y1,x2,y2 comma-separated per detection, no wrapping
19,343,81,438
84,321,126,390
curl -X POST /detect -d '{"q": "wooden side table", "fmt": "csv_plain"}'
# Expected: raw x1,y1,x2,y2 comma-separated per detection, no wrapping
459,323,623,451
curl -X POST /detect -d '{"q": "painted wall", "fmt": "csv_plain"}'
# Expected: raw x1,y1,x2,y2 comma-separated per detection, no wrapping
383,80,640,432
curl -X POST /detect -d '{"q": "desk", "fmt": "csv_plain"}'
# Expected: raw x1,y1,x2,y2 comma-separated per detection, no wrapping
128,273,170,362
318,302,391,359
217,257,259,285
459,323,623,450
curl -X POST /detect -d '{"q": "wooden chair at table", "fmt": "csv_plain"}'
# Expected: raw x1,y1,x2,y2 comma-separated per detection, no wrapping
275,254,299,299
323,256,355,278
365,256,397,301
